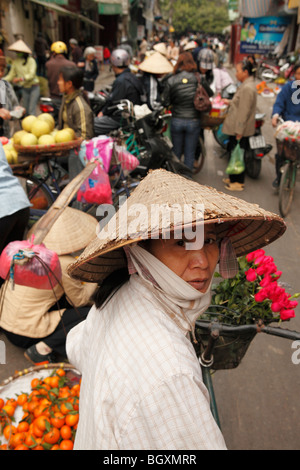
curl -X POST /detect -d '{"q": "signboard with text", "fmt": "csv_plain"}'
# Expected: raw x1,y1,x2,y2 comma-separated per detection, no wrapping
240,16,291,56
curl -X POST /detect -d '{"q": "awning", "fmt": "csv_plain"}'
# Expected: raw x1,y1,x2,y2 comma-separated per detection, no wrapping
29,0,104,29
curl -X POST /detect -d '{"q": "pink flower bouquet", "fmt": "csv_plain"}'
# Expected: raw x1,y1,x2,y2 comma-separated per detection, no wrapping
206,249,299,325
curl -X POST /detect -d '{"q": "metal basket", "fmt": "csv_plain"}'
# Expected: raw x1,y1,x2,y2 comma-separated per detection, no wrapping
194,321,257,370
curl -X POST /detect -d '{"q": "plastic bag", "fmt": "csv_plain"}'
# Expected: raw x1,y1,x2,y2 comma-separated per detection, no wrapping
0,239,62,289
114,145,139,171
77,161,113,205
78,136,114,173
225,142,245,175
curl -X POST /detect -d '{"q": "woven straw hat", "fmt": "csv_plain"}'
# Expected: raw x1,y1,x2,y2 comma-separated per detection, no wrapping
138,51,173,74
184,41,197,51
8,39,32,55
68,170,286,283
28,207,98,255
153,42,168,56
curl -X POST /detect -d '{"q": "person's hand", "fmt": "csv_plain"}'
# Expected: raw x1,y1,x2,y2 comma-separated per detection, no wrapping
77,62,85,67
271,115,279,128
0,108,11,120
97,111,103,118
222,98,231,105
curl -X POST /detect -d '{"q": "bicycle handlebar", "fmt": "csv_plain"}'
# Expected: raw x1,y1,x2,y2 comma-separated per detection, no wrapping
195,320,300,341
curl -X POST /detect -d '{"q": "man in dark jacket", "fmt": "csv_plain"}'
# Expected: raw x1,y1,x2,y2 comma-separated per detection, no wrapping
94,49,143,136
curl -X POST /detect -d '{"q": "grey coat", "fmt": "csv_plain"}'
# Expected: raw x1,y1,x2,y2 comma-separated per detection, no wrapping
222,76,256,137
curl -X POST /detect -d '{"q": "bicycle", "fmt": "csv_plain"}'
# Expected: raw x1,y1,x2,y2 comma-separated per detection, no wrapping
278,140,300,218
194,313,300,428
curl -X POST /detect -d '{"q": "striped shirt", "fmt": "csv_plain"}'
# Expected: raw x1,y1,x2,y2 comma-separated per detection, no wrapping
66,274,227,450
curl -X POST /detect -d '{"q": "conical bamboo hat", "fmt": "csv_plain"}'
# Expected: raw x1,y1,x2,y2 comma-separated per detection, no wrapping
8,40,32,55
138,51,173,74
153,42,168,56
28,207,98,255
67,169,286,283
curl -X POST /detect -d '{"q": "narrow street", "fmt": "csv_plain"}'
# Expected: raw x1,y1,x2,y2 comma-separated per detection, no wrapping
1,66,300,450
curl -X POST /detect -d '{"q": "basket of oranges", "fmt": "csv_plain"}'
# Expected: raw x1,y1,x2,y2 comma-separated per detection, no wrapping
0,363,81,450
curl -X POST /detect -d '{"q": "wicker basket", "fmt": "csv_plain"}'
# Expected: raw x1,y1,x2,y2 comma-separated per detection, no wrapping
201,114,225,129
14,138,83,159
194,322,257,370
276,138,300,162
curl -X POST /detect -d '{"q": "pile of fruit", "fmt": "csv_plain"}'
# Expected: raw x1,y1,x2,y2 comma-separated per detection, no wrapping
13,113,75,147
0,368,80,450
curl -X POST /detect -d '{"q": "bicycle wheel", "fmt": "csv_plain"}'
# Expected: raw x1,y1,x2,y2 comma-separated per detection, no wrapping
244,149,262,179
278,162,296,217
17,175,55,228
193,136,206,174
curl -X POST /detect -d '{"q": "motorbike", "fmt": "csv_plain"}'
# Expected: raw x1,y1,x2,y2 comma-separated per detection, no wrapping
107,100,193,179
213,84,272,179
257,53,296,83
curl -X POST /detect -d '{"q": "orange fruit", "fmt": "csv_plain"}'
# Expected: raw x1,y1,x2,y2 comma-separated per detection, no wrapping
65,413,79,427
50,412,65,429
10,432,26,449
49,376,60,388
43,427,60,445
59,439,74,450
32,423,44,438
17,394,28,406
17,421,29,433
2,404,15,417
31,378,40,389
60,425,72,440
14,444,29,450
56,368,66,377
35,415,50,432
3,424,17,441
0,398,4,409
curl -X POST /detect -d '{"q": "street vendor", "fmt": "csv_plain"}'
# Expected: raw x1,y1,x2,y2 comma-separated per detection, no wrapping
0,207,98,365
57,65,94,179
271,63,300,189
66,169,285,450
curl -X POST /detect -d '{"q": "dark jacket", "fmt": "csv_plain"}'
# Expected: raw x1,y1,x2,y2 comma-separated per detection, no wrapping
58,90,94,140
102,68,143,120
46,54,76,98
162,70,202,119
79,57,99,92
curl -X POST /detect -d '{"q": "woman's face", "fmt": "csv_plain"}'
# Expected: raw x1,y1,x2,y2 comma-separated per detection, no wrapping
146,225,219,293
294,67,300,81
235,63,248,82
86,53,95,61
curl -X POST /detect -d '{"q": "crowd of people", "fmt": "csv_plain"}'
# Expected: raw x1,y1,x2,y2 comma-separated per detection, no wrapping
0,29,298,451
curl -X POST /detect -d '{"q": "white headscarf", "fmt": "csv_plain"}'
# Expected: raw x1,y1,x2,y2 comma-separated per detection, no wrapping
125,245,213,341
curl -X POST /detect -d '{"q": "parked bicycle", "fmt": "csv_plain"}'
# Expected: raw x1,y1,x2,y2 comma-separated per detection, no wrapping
277,140,300,218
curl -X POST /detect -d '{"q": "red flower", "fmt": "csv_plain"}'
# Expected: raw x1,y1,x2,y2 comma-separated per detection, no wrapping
245,268,257,282
246,249,265,262
259,274,273,288
280,309,296,321
255,289,269,302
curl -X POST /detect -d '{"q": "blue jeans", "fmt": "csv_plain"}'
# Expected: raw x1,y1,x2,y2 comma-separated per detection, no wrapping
171,118,201,169
22,84,40,116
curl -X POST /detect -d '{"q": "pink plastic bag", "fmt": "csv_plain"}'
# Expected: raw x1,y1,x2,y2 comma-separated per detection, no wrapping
77,161,113,205
0,239,62,289
115,145,139,171
79,137,114,173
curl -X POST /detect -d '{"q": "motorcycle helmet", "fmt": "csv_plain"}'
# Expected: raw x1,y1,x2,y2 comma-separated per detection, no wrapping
51,41,68,54
110,49,129,67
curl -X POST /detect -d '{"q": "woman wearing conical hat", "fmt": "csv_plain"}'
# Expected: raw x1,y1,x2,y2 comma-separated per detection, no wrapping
0,207,98,365
4,39,40,116
66,169,285,450
138,51,173,111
